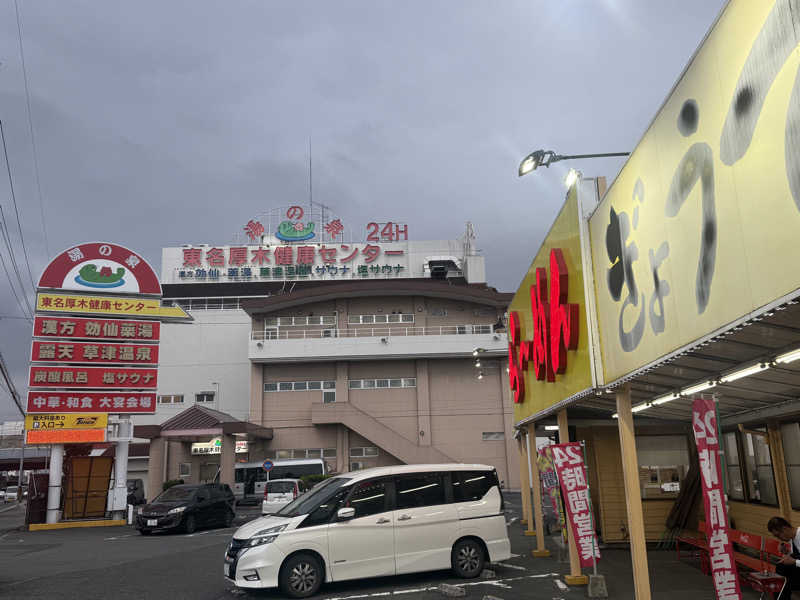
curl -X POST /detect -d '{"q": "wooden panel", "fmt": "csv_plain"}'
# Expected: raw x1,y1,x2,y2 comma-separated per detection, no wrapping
591,426,679,542
728,502,779,536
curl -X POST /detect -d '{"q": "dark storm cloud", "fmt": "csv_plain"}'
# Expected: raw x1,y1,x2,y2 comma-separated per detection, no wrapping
0,0,725,419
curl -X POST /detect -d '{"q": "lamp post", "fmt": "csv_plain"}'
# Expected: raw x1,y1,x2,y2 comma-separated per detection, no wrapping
518,149,630,177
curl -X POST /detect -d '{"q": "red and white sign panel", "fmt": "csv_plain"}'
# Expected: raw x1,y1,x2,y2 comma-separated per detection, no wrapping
27,391,156,414
33,316,160,342
29,366,158,389
31,341,159,365
26,429,107,445
551,442,600,568
38,242,161,295
693,397,742,600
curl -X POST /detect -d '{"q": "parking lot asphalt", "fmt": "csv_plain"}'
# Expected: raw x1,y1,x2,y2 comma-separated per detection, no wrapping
0,495,760,600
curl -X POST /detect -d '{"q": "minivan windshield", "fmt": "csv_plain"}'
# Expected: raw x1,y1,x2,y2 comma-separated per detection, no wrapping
276,477,349,517
155,486,196,502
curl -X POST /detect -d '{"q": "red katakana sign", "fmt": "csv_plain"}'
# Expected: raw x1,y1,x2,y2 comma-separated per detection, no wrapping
31,341,158,365
29,366,158,389
33,316,159,342
693,397,742,600
551,442,600,568
509,248,579,402
27,391,156,414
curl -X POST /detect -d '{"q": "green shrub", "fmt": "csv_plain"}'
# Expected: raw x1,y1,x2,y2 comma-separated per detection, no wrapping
162,479,185,491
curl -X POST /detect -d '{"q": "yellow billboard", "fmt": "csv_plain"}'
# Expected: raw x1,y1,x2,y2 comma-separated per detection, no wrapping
589,0,800,383
509,186,593,423
36,293,189,320
25,413,108,431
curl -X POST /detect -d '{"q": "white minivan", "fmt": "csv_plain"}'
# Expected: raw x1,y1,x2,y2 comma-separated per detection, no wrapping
225,464,511,598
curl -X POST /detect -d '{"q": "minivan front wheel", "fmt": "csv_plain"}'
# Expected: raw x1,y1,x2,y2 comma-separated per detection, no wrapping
451,538,485,578
279,553,323,598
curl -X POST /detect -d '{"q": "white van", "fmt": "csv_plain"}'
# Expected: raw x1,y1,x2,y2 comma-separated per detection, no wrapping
225,464,511,597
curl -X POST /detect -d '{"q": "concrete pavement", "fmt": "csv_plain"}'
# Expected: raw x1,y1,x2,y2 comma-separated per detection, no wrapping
0,495,762,600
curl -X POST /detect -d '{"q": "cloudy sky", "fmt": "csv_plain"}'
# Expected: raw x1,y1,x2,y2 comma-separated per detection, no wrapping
0,0,725,421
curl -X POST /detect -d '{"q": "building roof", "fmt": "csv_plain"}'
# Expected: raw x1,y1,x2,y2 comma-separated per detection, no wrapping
240,279,513,315
133,405,273,441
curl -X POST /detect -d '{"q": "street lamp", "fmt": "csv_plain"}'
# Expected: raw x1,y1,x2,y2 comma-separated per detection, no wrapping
518,149,630,177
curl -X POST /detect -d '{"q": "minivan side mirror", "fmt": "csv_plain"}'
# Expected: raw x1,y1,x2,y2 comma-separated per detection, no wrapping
337,507,355,521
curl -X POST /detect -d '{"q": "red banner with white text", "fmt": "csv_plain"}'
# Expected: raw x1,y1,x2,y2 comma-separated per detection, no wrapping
551,442,600,567
693,396,742,600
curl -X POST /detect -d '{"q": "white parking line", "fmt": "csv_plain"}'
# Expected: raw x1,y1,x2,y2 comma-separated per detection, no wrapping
505,517,518,525
322,573,560,600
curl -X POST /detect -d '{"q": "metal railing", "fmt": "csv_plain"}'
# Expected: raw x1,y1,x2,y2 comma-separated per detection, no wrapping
251,324,500,341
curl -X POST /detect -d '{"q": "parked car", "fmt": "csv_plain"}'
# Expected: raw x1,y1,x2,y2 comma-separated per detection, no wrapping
136,483,235,535
262,479,305,516
127,479,146,505
4,486,18,502
225,464,511,597
0,489,5,502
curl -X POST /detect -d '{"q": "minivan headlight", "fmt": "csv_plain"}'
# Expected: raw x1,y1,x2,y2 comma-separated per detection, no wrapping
167,506,187,515
247,523,287,547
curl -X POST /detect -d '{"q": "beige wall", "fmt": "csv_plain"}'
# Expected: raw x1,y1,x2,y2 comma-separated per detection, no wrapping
248,294,515,485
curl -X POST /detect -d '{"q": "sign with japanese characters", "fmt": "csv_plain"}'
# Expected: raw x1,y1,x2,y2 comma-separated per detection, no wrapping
31,341,158,365
509,187,594,422
538,447,567,542
590,0,800,383
26,428,107,445
33,316,160,342
692,396,742,600
29,366,158,389
25,413,108,431
27,391,155,413
167,241,409,284
37,242,161,295
190,438,249,455
551,442,600,568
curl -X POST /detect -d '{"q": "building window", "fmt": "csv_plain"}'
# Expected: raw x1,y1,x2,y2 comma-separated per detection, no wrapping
323,448,337,458
272,315,337,327
723,432,745,501
158,394,184,404
722,429,778,505
781,423,800,510
473,324,492,334
195,392,215,403
742,428,778,506
179,463,191,477
430,308,448,316
266,381,335,393
306,449,321,459
482,432,504,441
350,447,379,458
276,450,292,459
348,378,416,390
349,313,414,324
323,391,336,403
350,461,365,471
635,435,689,499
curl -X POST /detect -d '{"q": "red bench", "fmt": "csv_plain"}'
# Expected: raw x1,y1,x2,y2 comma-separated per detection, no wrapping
677,520,790,598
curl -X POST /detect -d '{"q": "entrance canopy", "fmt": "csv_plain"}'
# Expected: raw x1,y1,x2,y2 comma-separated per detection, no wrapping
538,299,800,429
134,405,273,442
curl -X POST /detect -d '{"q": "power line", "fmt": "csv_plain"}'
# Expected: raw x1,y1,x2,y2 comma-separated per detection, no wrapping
0,120,37,295
0,349,25,417
0,205,33,317
13,0,50,258
0,249,32,321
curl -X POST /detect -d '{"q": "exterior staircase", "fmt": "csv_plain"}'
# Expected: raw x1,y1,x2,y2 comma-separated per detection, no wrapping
311,401,453,464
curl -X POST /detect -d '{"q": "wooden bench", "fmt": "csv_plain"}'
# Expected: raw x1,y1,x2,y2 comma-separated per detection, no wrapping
677,521,789,598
